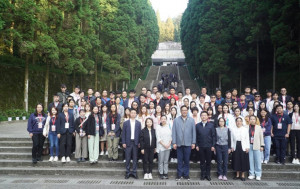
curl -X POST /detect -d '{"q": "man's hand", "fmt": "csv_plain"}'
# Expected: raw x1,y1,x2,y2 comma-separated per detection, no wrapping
141,150,144,154
211,147,215,152
173,144,177,150
285,134,289,138
246,148,249,153
260,147,264,152
123,144,127,149
73,132,76,136
228,149,231,154
57,134,61,139
191,144,195,149
29,133,33,138
196,146,199,151
88,135,90,139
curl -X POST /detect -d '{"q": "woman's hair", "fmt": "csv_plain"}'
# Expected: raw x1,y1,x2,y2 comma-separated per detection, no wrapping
91,106,99,115
258,108,270,123
100,104,109,116
50,107,58,117
109,104,118,119
170,107,177,119
293,103,300,113
34,103,46,117
207,107,213,115
144,117,154,129
218,117,226,127
124,107,131,119
139,105,149,117
159,115,168,126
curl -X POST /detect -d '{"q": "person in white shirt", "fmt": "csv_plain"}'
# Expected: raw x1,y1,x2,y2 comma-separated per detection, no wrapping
218,105,235,130
177,92,184,108
231,117,250,181
156,115,172,179
201,87,211,102
191,107,201,125
290,103,300,164
70,86,81,105
182,87,192,102
151,86,159,100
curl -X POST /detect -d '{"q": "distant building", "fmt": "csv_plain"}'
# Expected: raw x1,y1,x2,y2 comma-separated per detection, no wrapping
151,42,185,66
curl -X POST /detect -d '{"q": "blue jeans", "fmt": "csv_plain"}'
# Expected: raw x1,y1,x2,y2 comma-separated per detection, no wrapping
261,136,271,161
249,144,262,177
48,132,59,157
177,146,191,177
216,145,228,176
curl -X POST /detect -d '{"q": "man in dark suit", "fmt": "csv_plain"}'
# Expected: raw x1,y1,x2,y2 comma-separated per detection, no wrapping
122,108,141,179
278,88,292,110
48,95,63,113
196,111,216,181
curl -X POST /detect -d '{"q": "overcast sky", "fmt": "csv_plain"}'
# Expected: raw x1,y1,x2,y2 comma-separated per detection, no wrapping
150,0,188,21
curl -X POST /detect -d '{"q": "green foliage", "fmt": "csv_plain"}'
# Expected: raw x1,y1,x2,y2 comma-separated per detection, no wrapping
0,0,159,109
181,0,300,96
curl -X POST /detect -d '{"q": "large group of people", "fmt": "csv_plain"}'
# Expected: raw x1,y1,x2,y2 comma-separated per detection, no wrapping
27,83,300,181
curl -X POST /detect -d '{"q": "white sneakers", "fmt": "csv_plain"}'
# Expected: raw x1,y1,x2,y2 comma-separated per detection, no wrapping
66,157,71,162
49,156,54,162
248,175,261,181
138,159,142,163
292,158,300,164
144,173,153,180
263,160,268,164
53,156,58,162
100,151,104,156
144,173,149,180
61,156,66,163
105,151,108,155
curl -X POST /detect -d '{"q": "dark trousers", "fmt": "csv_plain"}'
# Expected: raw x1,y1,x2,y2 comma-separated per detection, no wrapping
143,148,154,174
60,132,73,157
275,137,287,163
216,145,229,176
125,141,138,176
32,133,45,160
199,147,212,177
190,148,199,162
170,148,177,159
177,146,191,177
290,130,300,159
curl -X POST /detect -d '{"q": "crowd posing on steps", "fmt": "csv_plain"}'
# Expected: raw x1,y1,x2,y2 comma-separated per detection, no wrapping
27,83,300,181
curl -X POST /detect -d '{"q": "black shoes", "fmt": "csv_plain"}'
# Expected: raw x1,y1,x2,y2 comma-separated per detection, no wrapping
233,176,240,180
132,174,138,179
32,159,37,164
200,176,205,180
176,176,183,181
160,174,164,179
125,174,130,179
240,177,246,181
36,157,43,162
205,176,211,181
164,174,169,179
184,176,190,181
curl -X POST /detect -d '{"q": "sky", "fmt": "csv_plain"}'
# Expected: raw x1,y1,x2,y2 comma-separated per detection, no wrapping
150,0,189,21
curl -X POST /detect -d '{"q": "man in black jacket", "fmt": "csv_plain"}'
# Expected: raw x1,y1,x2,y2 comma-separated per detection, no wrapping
196,111,216,181
48,95,62,113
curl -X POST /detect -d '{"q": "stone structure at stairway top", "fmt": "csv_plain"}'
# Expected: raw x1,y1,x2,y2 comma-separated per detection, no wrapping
151,42,185,65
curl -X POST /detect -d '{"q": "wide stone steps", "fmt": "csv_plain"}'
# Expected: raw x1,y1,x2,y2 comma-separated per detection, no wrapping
1,137,300,179
146,66,159,80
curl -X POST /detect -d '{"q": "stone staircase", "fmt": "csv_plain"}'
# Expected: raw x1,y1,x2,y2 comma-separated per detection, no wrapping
135,65,201,96
1,137,300,180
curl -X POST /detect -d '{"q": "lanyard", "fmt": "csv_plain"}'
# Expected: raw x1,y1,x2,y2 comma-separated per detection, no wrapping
95,115,99,125
65,113,69,123
38,114,43,122
80,118,85,128
112,116,115,124
250,126,255,137
262,120,266,127
51,117,56,125
103,113,107,123
295,113,299,124
277,114,283,123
